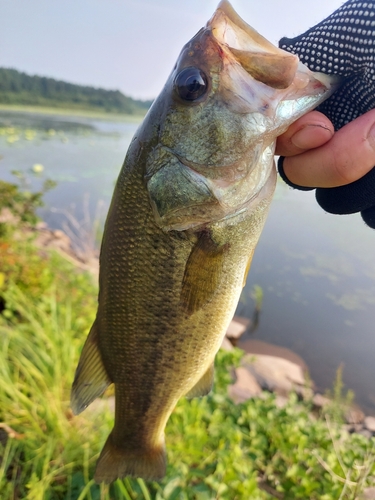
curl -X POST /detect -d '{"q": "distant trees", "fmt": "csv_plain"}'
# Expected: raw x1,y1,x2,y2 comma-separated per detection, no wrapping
0,67,152,114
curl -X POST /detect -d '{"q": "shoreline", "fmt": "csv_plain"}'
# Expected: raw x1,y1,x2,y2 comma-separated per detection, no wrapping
0,103,146,122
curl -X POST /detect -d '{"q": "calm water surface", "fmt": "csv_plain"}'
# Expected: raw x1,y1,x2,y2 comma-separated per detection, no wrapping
1,110,375,413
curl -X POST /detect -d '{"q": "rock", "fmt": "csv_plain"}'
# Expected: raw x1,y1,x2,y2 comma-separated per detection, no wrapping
343,423,363,434
364,416,375,432
53,229,67,239
313,395,366,427
342,424,363,434
344,406,365,425
242,353,308,397
228,367,262,404
226,316,250,340
0,207,19,224
312,393,330,409
30,226,100,276
221,336,234,351
358,429,373,439
237,338,308,372
275,395,288,409
361,487,375,499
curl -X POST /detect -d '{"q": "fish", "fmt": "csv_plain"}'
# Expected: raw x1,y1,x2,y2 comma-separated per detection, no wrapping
71,0,338,484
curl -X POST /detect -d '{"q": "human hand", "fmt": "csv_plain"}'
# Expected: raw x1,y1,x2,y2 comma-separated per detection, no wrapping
276,109,375,189
277,0,375,227
276,109,375,227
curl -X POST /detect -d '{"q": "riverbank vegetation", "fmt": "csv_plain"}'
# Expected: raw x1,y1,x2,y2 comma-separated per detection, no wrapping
0,68,152,115
1,180,375,499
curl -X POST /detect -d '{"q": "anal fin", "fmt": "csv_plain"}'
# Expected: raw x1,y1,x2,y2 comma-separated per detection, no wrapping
185,363,214,399
71,319,112,415
180,231,229,314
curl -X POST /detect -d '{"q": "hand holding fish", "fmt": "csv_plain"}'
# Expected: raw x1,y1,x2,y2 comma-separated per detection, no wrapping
276,108,375,188
277,0,375,228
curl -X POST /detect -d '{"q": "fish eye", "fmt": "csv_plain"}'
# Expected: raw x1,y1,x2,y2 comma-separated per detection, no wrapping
174,67,208,102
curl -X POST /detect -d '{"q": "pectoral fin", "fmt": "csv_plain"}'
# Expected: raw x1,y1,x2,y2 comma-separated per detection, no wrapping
180,232,229,314
71,320,112,415
185,363,215,399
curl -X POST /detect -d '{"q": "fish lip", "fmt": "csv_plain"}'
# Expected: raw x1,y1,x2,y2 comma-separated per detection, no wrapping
207,0,280,53
206,0,300,89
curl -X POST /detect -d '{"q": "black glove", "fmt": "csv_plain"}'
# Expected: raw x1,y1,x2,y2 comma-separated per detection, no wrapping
278,0,375,228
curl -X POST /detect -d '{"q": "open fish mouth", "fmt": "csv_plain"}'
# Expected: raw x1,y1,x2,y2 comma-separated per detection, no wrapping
205,0,337,116
209,0,337,91
208,0,300,90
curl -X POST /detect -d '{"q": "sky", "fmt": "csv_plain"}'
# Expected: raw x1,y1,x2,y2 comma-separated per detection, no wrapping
1,0,345,100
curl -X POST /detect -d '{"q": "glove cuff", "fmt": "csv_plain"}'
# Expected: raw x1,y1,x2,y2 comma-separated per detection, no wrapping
277,156,315,192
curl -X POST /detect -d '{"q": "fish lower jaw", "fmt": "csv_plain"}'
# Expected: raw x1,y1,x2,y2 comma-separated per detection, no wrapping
154,203,246,232
156,195,267,232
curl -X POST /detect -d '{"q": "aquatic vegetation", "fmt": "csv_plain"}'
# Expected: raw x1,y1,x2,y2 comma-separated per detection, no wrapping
32,163,44,173
0,119,124,150
0,124,65,144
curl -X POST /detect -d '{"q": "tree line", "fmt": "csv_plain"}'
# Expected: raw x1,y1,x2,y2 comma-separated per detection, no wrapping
0,67,152,114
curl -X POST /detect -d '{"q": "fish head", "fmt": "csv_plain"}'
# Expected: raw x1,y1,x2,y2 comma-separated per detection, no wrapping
145,0,338,232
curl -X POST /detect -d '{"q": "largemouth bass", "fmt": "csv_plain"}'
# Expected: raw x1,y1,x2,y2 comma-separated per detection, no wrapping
71,0,337,483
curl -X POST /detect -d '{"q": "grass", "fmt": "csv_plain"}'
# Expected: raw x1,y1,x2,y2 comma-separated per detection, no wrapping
0,182,375,498
0,247,374,498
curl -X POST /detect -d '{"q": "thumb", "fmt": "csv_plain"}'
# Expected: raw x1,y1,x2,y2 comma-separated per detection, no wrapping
280,109,375,188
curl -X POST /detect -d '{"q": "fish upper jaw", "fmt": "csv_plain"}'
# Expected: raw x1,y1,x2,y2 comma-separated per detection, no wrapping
208,0,299,90
206,1,339,121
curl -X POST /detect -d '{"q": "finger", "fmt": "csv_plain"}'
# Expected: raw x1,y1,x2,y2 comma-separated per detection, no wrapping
275,111,334,156
281,108,375,188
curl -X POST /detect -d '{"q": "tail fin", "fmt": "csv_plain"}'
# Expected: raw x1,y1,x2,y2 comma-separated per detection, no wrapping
94,432,167,483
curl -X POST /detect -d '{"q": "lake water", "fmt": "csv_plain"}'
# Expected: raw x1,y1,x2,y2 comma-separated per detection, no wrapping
1,109,375,414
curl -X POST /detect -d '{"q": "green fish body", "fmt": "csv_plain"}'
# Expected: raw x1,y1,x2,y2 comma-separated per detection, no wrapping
71,0,338,483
